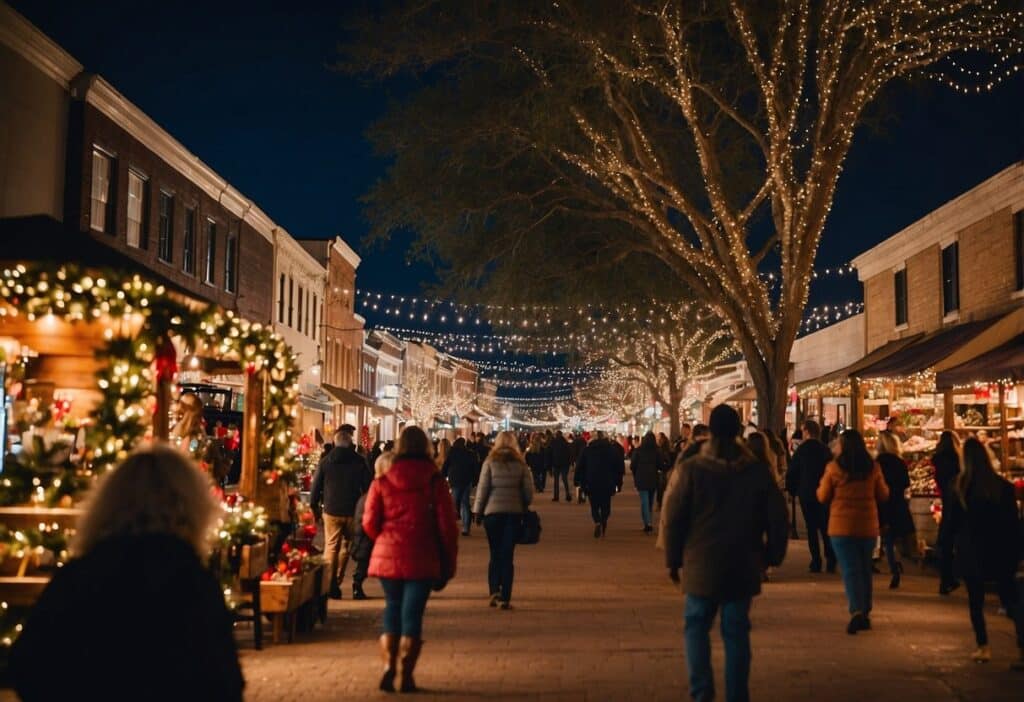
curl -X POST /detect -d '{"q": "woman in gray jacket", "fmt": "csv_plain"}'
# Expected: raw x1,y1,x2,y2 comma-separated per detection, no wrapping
473,430,534,609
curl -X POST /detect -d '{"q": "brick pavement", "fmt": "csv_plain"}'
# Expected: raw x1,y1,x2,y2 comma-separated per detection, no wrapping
236,489,1022,702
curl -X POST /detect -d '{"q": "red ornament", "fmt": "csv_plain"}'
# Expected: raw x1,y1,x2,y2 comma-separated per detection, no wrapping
154,337,178,383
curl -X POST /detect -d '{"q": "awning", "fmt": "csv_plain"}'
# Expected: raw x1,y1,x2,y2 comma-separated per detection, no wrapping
322,384,379,408
934,305,1024,374
796,334,924,392
722,385,756,403
298,394,334,414
856,318,1000,380
935,333,1024,389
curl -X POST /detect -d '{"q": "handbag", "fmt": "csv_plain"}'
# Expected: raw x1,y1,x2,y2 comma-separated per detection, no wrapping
425,474,450,591
518,509,542,545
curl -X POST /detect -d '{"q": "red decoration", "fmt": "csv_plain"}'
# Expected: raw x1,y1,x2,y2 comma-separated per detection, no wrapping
360,425,371,452
154,337,178,383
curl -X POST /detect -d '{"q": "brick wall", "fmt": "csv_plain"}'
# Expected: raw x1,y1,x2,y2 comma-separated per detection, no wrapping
958,206,1018,320
905,245,942,334
66,102,274,320
864,273,894,352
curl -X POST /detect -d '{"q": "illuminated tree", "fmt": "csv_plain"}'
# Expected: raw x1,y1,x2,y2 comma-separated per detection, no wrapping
402,364,449,427
347,0,1022,430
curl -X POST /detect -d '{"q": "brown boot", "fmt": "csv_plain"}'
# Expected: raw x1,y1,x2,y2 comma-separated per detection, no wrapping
379,634,399,692
398,636,423,693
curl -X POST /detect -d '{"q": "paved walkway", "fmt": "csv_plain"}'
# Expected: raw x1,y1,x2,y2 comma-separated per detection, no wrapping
239,489,1022,701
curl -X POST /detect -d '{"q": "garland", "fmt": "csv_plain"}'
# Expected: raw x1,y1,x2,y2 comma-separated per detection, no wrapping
0,263,302,485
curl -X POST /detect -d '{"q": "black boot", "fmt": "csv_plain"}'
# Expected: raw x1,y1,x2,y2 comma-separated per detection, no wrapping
889,562,902,590
353,582,368,600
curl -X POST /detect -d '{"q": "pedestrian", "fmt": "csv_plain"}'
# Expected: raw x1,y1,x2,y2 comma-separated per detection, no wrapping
786,420,837,573
362,426,459,693
662,405,789,702
816,430,890,634
472,430,534,609
351,452,396,600
577,431,625,538
875,430,915,590
571,433,587,503
525,433,547,493
435,437,451,472
933,430,963,595
681,424,710,461
11,446,244,701
310,424,374,599
630,432,666,533
547,430,573,502
442,437,480,536
940,438,1024,667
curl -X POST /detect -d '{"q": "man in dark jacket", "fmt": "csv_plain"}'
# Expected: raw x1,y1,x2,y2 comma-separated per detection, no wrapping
577,432,625,538
663,405,788,702
443,437,481,536
310,425,373,598
785,419,836,573
546,431,573,503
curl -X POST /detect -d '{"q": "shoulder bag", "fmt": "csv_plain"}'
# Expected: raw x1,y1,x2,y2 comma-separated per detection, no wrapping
518,464,542,545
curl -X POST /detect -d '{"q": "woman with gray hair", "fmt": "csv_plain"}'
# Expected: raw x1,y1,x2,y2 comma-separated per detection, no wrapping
11,446,243,701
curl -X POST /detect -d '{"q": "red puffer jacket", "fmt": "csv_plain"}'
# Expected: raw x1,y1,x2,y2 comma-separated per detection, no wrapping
363,456,459,581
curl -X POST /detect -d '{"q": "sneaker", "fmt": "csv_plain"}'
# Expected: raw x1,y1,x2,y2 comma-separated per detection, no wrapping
643,525,653,534
461,530,470,537
500,601,512,610
889,562,903,589
846,613,868,635
809,562,823,574
939,581,961,596
593,524,602,538
601,521,608,537
972,645,991,663
329,587,343,600
489,593,501,608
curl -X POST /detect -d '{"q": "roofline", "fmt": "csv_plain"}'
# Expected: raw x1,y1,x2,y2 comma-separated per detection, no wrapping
331,236,361,270
0,2,82,87
854,161,1024,281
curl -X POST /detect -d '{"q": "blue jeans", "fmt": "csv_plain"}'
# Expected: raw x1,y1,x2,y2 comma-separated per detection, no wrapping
638,489,654,527
684,594,752,702
831,536,876,615
451,484,473,533
484,513,520,602
379,578,432,637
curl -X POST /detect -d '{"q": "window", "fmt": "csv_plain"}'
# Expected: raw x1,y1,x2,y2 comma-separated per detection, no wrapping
288,277,294,327
278,274,286,323
126,169,148,248
297,287,304,333
312,294,318,341
305,291,311,337
90,149,115,233
224,228,238,294
182,208,196,275
204,220,217,284
157,191,174,263
894,268,907,327
941,242,959,316
1015,210,1024,292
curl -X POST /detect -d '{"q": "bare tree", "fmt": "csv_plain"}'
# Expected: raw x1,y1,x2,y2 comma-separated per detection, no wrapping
403,364,449,427
347,0,1022,430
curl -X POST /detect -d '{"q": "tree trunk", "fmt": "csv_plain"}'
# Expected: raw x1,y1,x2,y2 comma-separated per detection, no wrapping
666,400,681,442
739,336,794,436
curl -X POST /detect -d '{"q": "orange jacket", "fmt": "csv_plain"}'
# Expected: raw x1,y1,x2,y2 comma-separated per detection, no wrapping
816,461,890,538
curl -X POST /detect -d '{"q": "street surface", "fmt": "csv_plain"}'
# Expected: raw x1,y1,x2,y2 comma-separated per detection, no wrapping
238,489,1022,702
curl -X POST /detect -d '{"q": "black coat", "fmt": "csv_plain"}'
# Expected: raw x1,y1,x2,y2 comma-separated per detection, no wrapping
350,492,374,562
310,445,372,517
578,439,625,497
442,444,480,488
877,453,915,537
546,435,572,471
942,479,1023,580
662,446,789,601
630,444,667,492
786,438,831,502
11,533,243,702
932,449,960,498
526,450,546,475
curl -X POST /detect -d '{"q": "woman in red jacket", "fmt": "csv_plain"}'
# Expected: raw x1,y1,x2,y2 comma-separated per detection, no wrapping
362,426,459,693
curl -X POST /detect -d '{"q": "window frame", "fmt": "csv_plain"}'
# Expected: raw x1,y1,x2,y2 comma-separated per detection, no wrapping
224,226,238,294
126,168,149,249
157,190,174,264
89,147,116,234
278,274,286,323
204,219,217,285
182,207,196,275
893,267,908,328
288,276,294,327
297,286,304,333
941,242,960,317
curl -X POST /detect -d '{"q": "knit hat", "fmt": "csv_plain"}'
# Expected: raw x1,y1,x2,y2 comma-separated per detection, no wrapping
709,404,742,441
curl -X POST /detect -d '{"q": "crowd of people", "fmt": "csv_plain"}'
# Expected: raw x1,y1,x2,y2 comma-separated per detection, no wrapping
9,409,1023,700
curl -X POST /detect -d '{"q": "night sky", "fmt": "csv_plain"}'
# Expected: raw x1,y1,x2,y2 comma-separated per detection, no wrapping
10,1,1024,380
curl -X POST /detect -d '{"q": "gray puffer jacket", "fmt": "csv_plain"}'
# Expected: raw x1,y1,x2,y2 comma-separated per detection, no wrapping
473,448,534,516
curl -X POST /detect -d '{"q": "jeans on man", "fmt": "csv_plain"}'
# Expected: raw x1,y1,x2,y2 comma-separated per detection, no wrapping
590,493,612,525
484,513,521,602
379,578,432,637
684,594,752,702
552,468,571,500
638,489,654,528
323,514,354,590
830,536,876,615
451,484,473,534
800,499,835,568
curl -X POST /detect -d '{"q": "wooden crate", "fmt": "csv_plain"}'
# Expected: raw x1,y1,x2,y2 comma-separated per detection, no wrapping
260,574,307,614
238,540,268,580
